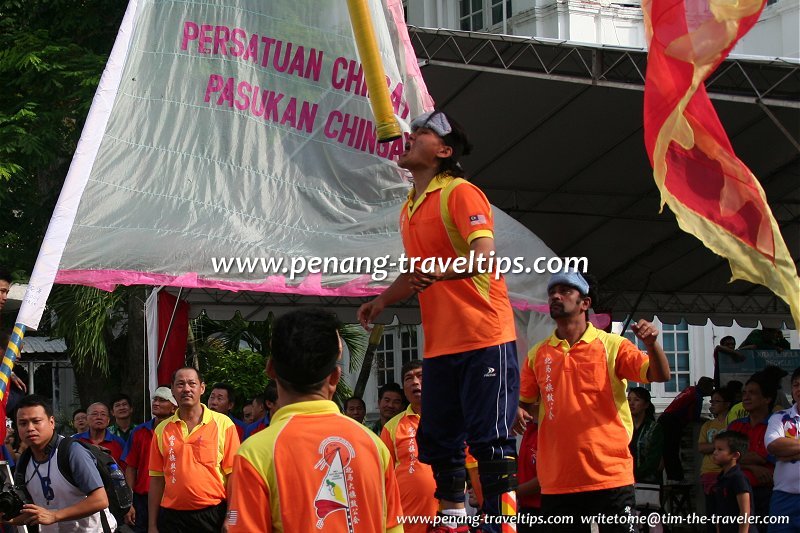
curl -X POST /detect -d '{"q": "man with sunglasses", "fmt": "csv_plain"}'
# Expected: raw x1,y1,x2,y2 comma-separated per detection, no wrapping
358,110,518,533
4,394,115,531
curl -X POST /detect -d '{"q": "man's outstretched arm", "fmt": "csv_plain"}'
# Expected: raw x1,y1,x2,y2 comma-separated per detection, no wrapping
357,274,416,330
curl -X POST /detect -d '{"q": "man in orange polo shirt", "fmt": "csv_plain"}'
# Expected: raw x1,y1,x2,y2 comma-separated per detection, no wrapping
148,367,240,533
381,359,437,532
359,110,518,533
516,271,671,532
226,308,403,533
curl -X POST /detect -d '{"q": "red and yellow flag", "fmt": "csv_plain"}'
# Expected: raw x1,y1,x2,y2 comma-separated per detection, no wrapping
643,0,800,327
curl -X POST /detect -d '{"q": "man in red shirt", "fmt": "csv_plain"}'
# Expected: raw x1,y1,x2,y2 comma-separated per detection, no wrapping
243,381,278,439
122,387,177,533
75,402,126,465
516,418,541,533
242,403,254,425
658,376,715,481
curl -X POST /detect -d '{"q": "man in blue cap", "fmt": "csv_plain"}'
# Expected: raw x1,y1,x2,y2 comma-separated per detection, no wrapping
517,269,671,532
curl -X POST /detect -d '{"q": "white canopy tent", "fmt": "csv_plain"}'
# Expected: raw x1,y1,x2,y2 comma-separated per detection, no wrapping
407,27,799,328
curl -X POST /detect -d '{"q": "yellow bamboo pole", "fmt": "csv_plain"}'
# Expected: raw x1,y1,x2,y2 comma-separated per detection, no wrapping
346,0,402,142
0,323,25,402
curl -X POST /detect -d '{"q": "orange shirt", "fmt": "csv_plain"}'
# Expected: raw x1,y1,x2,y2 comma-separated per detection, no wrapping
400,174,516,357
381,406,437,533
227,400,403,533
520,324,650,494
149,405,240,510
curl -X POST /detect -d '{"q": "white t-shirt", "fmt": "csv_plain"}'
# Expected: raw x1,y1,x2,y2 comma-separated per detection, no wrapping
23,436,117,533
764,404,800,494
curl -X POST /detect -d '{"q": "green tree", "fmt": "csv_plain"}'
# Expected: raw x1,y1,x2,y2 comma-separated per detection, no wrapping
1,1,374,414
193,312,368,408
0,0,125,272
44,284,148,417
200,345,270,413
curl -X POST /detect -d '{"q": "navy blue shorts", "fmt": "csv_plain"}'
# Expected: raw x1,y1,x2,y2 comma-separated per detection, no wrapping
418,341,519,468
769,490,800,533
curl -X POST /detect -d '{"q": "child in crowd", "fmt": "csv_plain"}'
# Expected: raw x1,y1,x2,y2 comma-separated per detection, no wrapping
699,387,734,532
712,431,753,533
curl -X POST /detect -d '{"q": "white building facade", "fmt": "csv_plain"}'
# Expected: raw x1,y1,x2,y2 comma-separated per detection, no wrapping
404,0,799,58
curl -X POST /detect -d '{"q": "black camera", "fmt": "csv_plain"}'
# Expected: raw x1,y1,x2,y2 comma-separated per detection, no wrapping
0,484,31,519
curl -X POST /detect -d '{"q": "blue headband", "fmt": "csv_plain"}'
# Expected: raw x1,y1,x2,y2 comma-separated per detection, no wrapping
547,270,590,295
410,111,452,137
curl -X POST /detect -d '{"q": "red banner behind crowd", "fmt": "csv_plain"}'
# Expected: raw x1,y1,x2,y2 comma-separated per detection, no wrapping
643,0,800,326
156,291,189,386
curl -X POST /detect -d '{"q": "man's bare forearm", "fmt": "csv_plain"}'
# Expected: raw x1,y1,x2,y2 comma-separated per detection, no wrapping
148,476,165,528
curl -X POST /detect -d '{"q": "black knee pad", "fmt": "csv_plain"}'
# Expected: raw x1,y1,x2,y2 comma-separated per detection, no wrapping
432,465,467,503
478,457,518,497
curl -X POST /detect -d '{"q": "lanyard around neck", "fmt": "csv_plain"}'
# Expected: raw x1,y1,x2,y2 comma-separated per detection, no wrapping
27,445,56,504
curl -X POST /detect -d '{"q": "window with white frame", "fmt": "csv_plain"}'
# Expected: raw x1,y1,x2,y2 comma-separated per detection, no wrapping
490,0,512,26
460,0,484,31
661,320,691,393
399,327,419,367
460,0,512,31
375,333,396,387
375,326,421,387
622,318,691,398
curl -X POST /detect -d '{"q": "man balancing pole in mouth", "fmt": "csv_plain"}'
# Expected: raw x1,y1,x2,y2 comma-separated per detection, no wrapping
359,110,519,533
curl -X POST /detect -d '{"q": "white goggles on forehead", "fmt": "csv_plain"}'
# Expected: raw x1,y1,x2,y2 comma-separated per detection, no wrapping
410,111,452,137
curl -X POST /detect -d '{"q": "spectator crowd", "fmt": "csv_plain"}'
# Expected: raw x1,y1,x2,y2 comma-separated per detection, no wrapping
0,107,798,533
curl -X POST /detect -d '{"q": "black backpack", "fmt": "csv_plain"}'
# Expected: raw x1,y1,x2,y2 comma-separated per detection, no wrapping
16,435,133,533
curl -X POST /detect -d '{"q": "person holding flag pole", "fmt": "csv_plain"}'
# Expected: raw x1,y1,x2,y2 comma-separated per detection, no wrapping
0,325,26,443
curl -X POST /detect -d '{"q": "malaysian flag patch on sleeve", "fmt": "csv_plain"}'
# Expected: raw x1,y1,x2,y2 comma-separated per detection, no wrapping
227,510,238,525
469,214,487,225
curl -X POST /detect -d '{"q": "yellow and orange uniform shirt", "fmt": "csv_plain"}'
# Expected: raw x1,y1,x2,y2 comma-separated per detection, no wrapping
149,404,240,510
381,405,436,533
520,324,650,494
400,173,516,357
227,400,403,533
